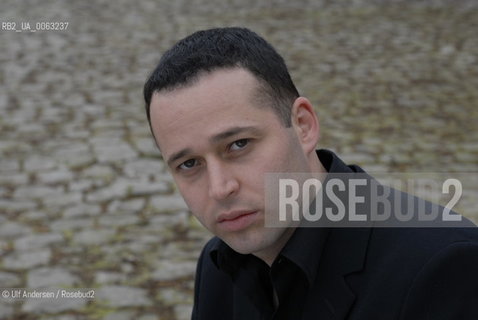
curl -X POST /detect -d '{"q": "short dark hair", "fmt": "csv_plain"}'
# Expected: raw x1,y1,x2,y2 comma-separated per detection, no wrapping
143,27,299,128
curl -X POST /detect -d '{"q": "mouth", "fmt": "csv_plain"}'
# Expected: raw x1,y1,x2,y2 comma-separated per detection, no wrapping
217,210,259,232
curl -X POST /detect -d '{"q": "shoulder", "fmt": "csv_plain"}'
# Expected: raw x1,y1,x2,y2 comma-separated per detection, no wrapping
398,230,478,319
370,226,478,255
366,227,478,318
341,227,478,318
365,227,478,273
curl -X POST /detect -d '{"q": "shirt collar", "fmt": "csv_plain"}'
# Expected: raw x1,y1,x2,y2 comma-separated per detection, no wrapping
278,227,330,286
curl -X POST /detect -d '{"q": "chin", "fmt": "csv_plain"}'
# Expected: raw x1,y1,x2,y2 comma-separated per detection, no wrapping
221,234,258,254
226,232,274,256
225,240,259,255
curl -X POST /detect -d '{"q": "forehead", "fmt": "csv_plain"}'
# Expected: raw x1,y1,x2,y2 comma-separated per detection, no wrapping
151,69,265,131
149,68,280,157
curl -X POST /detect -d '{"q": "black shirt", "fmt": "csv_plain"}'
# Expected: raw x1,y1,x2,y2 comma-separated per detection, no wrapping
210,226,330,319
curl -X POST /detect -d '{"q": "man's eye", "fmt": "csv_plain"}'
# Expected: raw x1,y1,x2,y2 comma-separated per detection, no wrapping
178,159,197,170
230,139,249,151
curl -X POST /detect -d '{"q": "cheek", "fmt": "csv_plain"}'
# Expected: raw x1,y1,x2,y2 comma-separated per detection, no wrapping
177,183,202,211
176,182,212,222
257,145,293,172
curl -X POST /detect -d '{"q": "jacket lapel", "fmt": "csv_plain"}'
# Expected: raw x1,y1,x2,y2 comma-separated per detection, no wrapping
303,150,372,319
303,227,372,319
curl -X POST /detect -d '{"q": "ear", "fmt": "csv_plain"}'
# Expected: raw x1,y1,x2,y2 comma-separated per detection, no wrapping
290,97,320,155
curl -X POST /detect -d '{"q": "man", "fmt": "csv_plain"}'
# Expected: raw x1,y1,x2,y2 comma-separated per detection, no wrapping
144,27,478,319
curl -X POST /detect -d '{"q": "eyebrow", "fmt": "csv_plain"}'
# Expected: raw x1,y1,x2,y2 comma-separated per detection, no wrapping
167,148,193,167
166,126,261,167
209,126,261,144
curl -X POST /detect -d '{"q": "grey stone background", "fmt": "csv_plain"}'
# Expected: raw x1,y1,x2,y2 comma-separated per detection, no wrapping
0,0,477,319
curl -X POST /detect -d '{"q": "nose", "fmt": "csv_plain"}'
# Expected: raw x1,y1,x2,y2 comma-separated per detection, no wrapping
207,160,239,200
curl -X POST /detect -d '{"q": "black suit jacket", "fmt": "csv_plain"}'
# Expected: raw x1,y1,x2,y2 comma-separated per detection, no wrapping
191,150,478,319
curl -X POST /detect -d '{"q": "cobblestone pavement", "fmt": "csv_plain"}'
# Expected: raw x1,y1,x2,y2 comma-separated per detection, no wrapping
0,0,477,319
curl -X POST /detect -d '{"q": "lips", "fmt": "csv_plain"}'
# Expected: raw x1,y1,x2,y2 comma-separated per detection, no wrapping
217,210,258,232
217,210,256,222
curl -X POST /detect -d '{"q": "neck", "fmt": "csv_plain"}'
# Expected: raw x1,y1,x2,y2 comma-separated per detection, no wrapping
310,150,327,174
253,226,296,266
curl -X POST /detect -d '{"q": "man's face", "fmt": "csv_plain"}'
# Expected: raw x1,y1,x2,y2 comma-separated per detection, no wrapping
150,68,315,260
